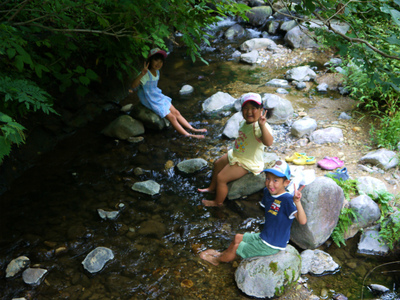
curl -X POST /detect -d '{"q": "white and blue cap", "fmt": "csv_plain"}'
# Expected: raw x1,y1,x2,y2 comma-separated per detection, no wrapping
263,159,291,180
240,92,262,107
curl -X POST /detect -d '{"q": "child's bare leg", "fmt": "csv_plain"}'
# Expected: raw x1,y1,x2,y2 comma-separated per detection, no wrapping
170,105,207,133
198,154,229,193
165,112,205,139
202,164,248,207
200,234,243,265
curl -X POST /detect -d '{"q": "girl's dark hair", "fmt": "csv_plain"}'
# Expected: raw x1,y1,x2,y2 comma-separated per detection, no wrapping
146,53,165,64
242,101,275,119
265,107,274,119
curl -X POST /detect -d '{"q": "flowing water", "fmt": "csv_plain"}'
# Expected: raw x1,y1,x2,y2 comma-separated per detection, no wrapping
1,20,399,300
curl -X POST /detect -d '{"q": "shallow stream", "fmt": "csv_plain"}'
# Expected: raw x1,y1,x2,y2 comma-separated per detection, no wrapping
1,19,399,300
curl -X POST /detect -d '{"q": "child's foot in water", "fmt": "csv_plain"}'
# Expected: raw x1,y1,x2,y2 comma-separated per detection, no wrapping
197,187,215,193
200,249,221,266
186,134,205,139
202,200,222,207
191,127,207,133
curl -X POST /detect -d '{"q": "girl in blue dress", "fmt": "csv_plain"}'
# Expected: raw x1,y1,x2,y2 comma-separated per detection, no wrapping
130,48,206,139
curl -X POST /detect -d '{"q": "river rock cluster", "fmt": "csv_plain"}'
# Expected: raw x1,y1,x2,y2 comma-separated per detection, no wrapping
96,1,400,298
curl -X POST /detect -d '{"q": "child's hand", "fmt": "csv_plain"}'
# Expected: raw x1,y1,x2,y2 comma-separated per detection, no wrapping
258,109,268,126
293,184,302,203
141,62,149,76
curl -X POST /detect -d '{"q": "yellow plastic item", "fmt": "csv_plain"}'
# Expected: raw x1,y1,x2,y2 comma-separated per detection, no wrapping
293,156,316,165
285,152,307,163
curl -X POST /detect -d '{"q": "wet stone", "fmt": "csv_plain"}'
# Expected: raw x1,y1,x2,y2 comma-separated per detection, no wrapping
6,256,30,278
131,180,160,196
301,249,339,275
97,209,119,220
176,158,208,174
22,267,48,285
82,247,114,274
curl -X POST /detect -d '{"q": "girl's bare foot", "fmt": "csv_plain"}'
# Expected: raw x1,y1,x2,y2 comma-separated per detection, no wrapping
200,249,221,266
202,200,223,207
197,187,215,193
185,134,205,139
191,128,207,133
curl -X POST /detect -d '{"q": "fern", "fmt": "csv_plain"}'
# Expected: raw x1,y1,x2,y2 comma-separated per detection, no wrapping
0,76,57,164
325,175,358,200
331,207,358,247
0,76,57,116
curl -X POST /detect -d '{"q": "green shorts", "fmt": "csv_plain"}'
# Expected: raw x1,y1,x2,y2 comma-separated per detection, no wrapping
236,232,280,259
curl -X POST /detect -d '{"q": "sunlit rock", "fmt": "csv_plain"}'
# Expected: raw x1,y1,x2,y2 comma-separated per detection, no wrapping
22,268,47,285
97,209,119,221
357,227,389,255
265,79,291,88
359,148,399,170
240,38,277,52
240,50,259,64
310,127,343,144
6,256,30,278
356,176,387,198
176,158,207,174
291,117,317,138
300,249,339,275
261,93,294,125
222,112,243,139
291,177,344,249
317,83,329,93
82,247,114,273
179,84,193,95
202,91,236,113
235,245,301,298
131,180,160,196
343,194,381,239
285,66,317,82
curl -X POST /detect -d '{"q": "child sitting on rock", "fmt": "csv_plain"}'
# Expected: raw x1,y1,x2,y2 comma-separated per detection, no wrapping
199,159,307,265
198,92,274,206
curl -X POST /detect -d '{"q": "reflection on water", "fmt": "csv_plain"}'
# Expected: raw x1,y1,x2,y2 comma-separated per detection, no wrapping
1,46,399,300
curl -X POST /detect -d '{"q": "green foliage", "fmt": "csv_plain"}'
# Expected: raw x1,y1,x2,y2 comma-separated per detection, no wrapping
0,76,56,164
325,175,359,201
369,111,400,150
331,207,358,247
369,191,400,250
379,212,400,250
276,0,400,145
0,0,248,162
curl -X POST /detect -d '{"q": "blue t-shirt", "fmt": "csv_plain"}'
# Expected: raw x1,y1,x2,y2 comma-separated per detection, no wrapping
260,188,297,250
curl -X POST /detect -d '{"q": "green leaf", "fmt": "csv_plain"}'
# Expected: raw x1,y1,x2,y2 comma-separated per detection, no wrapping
79,76,90,85
75,66,86,74
85,69,98,80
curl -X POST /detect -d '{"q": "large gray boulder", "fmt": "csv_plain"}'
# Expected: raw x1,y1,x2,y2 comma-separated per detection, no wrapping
225,24,246,40
130,103,169,130
102,115,145,140
235,245,301,298
284,25,319,48
357,176,387,198
240,38,277,52
222,112,243,139
261,93,294,124
344,195,381,239
359,148,399,170
240,50,259,64
310,127,343,144
291,117,317,137
291,177,344,249
202,92,236,113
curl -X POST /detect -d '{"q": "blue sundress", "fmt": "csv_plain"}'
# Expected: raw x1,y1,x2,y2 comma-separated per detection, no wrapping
137,70,172,118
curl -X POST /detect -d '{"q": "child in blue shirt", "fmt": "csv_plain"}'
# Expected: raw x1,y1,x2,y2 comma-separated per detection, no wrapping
130,48,206,139
199,159,307,265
